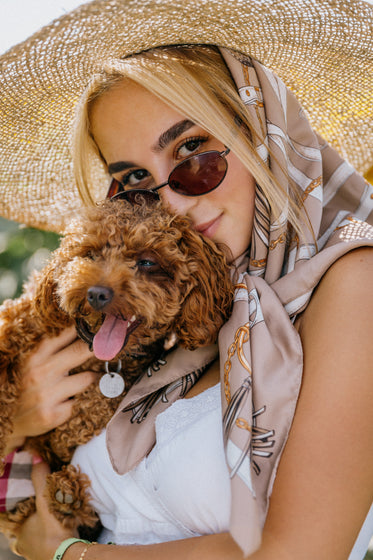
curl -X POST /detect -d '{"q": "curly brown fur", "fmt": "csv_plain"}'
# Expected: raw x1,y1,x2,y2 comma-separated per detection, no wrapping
0,198,233,537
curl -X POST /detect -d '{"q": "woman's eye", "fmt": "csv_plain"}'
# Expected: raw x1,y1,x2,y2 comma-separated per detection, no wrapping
121,168,152,189
177,136,208,158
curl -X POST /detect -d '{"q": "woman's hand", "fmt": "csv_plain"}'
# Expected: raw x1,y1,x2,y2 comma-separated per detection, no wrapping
6,327,97,454
13,461,77,560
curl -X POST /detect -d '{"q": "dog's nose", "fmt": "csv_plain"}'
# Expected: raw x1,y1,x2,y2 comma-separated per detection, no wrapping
87,286,114,311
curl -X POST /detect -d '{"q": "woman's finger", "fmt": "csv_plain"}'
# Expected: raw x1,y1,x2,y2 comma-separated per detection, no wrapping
16,370,99,435
30,326,78,359
23,337,94,391
9,537,23,557
47,338,94,375
31,461,51,514
57,370,100,401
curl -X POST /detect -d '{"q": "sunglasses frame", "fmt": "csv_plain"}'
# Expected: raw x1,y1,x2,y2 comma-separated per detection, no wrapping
107,146,230,203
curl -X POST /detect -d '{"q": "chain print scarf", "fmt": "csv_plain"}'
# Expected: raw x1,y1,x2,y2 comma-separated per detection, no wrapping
105,48,373,555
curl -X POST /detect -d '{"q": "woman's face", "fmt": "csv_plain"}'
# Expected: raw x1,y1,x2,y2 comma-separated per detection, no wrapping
90,81,256,260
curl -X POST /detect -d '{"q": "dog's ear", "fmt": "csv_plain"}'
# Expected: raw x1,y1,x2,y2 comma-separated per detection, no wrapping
174,228,234,350
31,259,71,329
0,296,33,465
0,347,20,467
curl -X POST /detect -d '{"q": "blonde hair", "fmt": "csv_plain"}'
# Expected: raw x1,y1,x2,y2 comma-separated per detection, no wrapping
73,45,302,231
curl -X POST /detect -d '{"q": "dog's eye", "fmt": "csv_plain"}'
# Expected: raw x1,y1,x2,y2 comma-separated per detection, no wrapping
136,258,161,273
86,251,97,260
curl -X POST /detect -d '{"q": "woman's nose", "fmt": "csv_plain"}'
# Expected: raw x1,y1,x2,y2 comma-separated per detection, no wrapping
158,184,198,214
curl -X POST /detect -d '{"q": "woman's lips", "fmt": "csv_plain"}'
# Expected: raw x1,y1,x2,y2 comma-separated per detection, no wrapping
195,214,222,238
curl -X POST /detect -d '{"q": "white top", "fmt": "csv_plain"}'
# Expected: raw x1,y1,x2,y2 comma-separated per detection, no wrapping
72,383,231,545
72,383,372,557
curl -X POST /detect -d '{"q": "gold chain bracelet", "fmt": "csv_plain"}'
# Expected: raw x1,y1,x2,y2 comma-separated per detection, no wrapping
79,542,97,560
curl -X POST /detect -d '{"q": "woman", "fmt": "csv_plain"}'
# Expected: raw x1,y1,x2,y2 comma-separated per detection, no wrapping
0,2,372,559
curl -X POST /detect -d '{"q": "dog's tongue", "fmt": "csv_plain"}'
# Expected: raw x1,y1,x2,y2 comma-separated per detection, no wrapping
93,314,128,361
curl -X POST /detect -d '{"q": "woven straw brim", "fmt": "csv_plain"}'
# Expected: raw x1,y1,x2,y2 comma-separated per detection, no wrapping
0,0,372,232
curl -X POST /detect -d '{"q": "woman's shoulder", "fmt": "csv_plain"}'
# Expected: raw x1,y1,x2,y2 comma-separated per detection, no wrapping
313,245,373,291
297,246,373,333
296,245,372,382
321,245,373,281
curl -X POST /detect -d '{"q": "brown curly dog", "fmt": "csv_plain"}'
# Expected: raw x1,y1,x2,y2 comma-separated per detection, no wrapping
0,198,233,538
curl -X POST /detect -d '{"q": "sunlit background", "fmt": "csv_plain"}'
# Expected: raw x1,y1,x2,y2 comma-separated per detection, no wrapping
0,1,92,303
0,0,90,55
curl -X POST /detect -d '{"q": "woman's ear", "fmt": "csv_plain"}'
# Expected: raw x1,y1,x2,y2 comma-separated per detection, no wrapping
174,228,234,350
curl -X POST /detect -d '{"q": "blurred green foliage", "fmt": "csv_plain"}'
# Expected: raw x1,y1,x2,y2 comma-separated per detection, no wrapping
0,217,60,303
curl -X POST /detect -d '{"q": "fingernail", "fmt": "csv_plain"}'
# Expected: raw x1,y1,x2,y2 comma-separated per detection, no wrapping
32,455,43,465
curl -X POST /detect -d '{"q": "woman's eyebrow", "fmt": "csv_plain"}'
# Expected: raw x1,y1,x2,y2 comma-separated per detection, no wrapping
152,119,195,152
107,160,135,175
107,119,196,175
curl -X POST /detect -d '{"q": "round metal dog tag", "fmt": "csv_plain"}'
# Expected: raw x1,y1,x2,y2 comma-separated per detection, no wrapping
100,361,125,398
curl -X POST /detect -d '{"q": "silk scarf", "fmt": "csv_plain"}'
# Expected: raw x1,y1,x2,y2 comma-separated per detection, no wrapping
105,48,373,555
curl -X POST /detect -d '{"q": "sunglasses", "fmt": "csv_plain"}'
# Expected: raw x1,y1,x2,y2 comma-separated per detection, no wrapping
107,146,230,204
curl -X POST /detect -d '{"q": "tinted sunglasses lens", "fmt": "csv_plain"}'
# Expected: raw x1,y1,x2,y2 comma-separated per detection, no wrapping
110,188,159,205
107,178,122,198
169,151,227,196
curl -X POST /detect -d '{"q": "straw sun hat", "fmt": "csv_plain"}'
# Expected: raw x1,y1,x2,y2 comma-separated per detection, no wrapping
0,0,372,232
